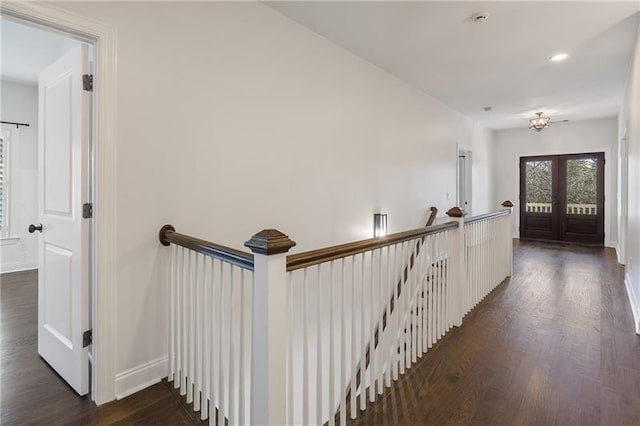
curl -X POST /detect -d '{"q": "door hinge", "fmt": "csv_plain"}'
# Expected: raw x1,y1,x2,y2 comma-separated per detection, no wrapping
82,74,94,92
83,202,93,219
83,329,92,347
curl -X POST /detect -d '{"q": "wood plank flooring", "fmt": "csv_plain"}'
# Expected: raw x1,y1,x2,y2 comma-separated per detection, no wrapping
349,240,640,425
0,269,203,425
2,240,639,425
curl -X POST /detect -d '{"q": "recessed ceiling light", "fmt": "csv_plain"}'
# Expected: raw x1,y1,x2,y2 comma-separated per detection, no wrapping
550,53,569,62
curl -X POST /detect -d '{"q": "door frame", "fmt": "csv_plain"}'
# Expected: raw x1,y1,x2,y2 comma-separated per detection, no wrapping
1,3,118,404
512,147,614,247
458,149,472,215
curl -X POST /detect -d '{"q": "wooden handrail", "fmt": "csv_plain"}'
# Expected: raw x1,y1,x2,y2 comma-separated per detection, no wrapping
464,208,510,225
286,222,458,272
159,225,254,271
426,206,438,226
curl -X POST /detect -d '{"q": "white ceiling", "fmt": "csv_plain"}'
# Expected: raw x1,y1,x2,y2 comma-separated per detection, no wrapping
269,1,640,130
1,16,80,84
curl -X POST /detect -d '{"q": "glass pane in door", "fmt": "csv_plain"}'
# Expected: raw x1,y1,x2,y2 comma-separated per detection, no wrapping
525,160,553,213
566,158,598,215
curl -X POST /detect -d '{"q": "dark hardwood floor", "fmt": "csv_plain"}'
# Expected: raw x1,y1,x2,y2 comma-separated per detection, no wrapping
2,241,639,425
0,269,203,425
349,240,640,426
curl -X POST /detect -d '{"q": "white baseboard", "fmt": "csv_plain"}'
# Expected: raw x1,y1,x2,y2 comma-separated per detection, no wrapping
615,243,625,265
624,273,640,335
0,261,37,274
604,241,621,263
115,356,168,400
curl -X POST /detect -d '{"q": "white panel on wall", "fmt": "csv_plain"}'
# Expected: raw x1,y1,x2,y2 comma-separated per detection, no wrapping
44,243,73,345
43,74,73,216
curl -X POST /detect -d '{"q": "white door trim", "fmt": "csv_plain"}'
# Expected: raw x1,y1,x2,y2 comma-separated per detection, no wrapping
1,2,118,404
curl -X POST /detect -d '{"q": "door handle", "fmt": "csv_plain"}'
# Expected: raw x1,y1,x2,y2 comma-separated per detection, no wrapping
28,224,43,233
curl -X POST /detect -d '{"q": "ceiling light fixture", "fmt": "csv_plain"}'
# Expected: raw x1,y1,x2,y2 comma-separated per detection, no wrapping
550,53,569,62
529,112,551,132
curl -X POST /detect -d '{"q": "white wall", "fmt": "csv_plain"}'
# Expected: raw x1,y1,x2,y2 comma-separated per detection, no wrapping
492,117,619,247
52,2,494,398
620,22,640,333
0,80,38,273
466,124,495,215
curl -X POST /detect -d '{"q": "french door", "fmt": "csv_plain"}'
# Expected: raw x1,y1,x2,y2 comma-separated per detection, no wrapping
520,152,604,245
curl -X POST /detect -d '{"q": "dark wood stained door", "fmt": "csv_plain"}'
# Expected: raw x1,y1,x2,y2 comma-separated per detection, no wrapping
520,153,604,246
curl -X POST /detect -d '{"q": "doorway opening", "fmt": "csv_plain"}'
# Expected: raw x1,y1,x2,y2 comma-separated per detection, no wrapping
0,13,96,409
458,150,472,215
519,152,605,245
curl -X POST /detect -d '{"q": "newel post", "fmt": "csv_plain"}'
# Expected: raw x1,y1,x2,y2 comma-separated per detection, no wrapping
502,200,515,276
245,229,296,426
446,207,465,327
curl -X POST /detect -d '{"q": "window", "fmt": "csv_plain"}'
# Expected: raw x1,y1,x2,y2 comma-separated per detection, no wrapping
0,134,9,238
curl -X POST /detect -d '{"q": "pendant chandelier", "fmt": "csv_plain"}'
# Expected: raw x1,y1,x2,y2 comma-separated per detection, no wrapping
529,112,551,132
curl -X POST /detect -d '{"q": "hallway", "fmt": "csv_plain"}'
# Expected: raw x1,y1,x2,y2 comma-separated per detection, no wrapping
351,240,640,425
2,241,639,424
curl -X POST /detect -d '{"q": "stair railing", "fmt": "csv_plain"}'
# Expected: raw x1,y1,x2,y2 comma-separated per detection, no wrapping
339,207,438,415
158,201,513,425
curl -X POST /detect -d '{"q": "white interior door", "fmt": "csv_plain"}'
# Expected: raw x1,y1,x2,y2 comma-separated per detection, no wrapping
37,45,90,395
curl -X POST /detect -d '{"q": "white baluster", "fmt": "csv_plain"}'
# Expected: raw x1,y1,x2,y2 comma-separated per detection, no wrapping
217,260,225,426
410,243,417,364
194,254,203,413
169,245,176,383
417,240,424,358
175,246,182,390
384,245,392,388
340,259,347,426
239,268,246,425
303,268,309,425
376,248,384,395
316,264,323,426
228,266,236,425
359,252,366,411
391,243,399,381
369,250,375,403
329,261,335,426
181,248,188,395
287,272,294,425
398,242,406,375
350,255,357,420
188,250,195,404
202,257,211,421
422,237,430,351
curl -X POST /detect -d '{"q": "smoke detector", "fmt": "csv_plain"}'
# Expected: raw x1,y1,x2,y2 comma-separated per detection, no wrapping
471,12,490,23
